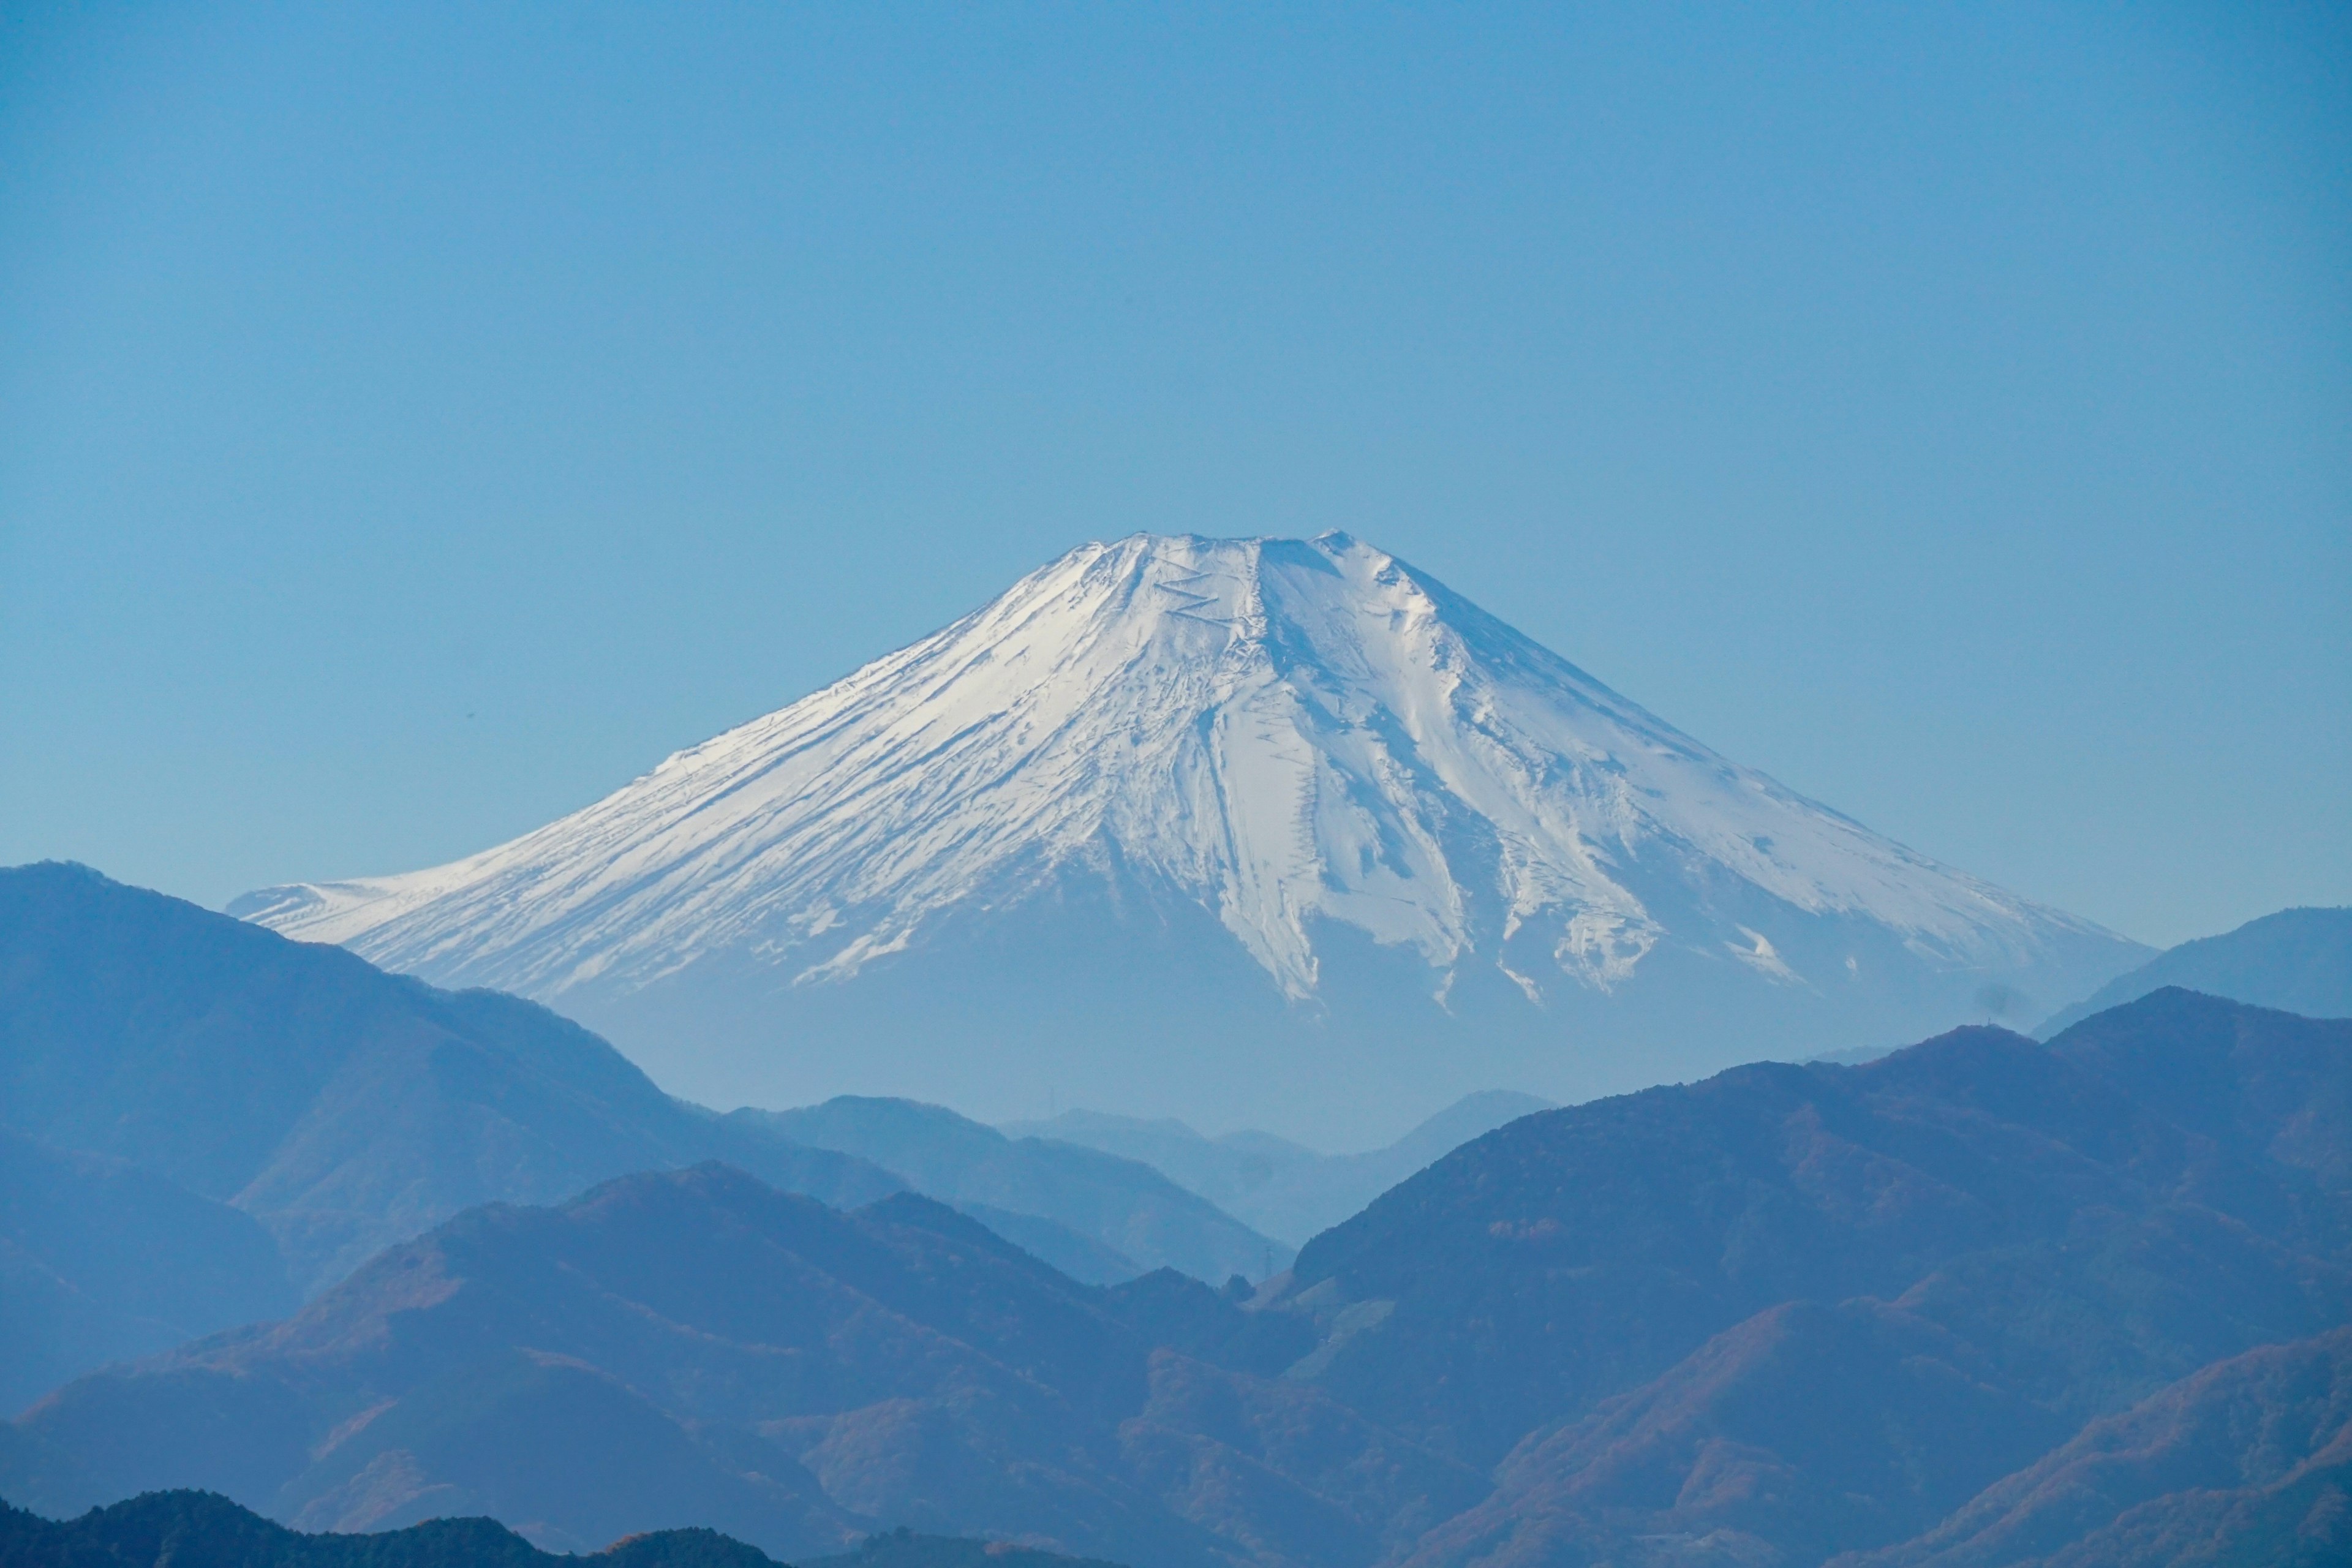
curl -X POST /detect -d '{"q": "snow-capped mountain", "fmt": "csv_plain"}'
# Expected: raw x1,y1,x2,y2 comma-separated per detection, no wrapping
236,533,2144,1143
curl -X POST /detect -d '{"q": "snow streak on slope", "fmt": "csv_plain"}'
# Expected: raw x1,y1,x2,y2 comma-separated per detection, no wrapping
238,533,2111,1009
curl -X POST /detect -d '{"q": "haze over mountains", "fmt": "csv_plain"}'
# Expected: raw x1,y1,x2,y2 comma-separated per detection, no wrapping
235,532,2147,1143
0,865,1305,1398
1005,1091,1555,1246
2037,905,2352,1038
9,985,2349,1567
738,1096,1291,1283
0,864,899,1297
9,557,2342,1561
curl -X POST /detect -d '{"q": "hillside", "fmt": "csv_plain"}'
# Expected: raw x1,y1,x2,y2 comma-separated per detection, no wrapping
809,1527,1129,1568
740,1098,1291,1282
1005,1091,1553,1246
2038,905,2352,1036
0,864,1295,1420
0,1129,295,1414
0,863,900,1297
0,1167,1440,1568
1278,989,2352,1561
9,990,2348,1566
1839,1326,2352,1567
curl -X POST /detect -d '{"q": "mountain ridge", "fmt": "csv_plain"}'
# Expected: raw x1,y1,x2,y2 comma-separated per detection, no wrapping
234,532,2144,1142
733,1096,1292,1283
0,1128,296,1415
1003,1091,1554,1246
2037,905,2352,1038
13,989,2348,1567
0,862,899,1298
0,1164,1406,1567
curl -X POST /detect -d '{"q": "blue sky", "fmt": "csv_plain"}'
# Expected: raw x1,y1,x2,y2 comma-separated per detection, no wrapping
1,2,2345,949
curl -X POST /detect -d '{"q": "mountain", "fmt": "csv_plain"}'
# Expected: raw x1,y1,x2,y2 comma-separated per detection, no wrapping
233,532,2147,1145
997,1115,1322,1229
0,1489,785,1567
1281,989,2352,1468
2037,905,2352,1038
14,991,2346,1567
1395,1297,2075,1567
1840,1325,2352,1568
0,1165,1463,1568
0,859,1285,1425
736,1098,1291,1283
1005,1091,1554,1246
0,1129,295,1415
0,863,898,1298
1267,989,2352,1563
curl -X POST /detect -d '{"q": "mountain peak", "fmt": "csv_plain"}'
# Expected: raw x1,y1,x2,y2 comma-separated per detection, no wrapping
236,533,2142,1135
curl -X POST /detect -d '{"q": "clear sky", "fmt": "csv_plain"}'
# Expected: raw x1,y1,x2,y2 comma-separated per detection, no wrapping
2,2,2345,950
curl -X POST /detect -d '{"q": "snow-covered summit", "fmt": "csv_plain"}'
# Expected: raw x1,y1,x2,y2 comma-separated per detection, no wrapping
238,532,2142,1137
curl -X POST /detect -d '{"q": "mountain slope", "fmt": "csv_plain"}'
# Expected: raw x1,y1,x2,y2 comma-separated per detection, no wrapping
1841,1325,2352,1568
1006,1091,1554,1246
1,1166,1462,1568
0,863,898,1297
236,532,2144,1143
2038,906,2352,1038
1398,1298,2071,1567
0,1130,295,1415
1260,991,2352,1562
10,995,2347,1567
738,1098,1291,1283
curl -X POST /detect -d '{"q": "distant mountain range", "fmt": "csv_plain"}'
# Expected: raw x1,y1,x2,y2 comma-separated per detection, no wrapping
0,864,1297,1404
1280,987,2352,1564
1004,1090,1554,1246
0,1128,294,1414
10,986,2346,1566
0,863,896,1297
0,1170,1347,1566
2037,903,2352,1036
233,532,2148,1144
738,1096,1291,1283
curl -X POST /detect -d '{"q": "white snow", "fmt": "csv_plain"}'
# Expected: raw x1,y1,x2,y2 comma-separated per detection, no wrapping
238,532,2104,1003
